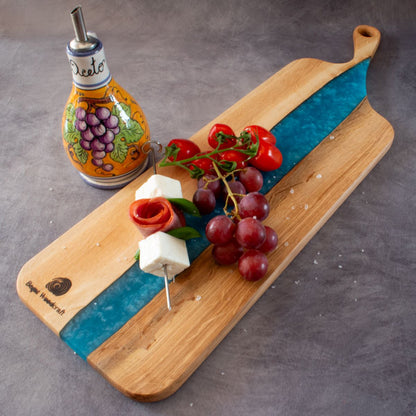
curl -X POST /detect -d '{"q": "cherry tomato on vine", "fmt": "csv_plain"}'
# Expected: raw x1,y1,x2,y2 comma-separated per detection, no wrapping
218,150,248,170
249,142,283,171
208,124,237,150
167,138,201,161
189,151,218,175
244,125,277,146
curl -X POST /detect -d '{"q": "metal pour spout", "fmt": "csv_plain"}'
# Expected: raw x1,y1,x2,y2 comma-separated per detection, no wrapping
69,6,99,52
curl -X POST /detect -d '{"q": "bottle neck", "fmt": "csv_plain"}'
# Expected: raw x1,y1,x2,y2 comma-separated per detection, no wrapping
66,40,112,90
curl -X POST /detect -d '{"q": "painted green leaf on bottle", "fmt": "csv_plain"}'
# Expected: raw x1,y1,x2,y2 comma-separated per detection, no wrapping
73,142,88,164
65,103,76,123
119,119,144,144
112,103,144,144
113,102,131,119
64,121,80,145
110,138,128,163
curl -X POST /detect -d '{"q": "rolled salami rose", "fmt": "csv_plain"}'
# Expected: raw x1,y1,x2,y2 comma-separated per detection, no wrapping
129,197,184,237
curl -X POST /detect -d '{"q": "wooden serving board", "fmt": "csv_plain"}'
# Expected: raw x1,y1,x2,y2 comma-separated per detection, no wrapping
17,26,394,401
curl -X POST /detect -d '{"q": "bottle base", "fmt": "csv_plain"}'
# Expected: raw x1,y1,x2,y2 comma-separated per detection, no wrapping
79,157,148,190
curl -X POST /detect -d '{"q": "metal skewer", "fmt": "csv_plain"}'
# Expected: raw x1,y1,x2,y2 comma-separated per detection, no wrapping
141,141,173,311
163,265,172,311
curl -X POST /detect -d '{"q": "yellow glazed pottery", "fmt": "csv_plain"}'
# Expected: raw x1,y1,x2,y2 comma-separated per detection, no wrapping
62,6,149,189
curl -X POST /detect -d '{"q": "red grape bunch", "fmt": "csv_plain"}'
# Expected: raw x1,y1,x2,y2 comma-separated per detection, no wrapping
74,106,120,171
196,166,278,281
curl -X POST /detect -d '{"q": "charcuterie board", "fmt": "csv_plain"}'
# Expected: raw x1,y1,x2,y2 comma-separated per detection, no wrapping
17,25,394,402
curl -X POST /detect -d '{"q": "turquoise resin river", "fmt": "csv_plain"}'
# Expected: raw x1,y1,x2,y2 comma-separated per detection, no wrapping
61,59,370,360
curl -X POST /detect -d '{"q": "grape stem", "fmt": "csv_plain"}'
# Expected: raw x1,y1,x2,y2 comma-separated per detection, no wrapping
212,162,241,220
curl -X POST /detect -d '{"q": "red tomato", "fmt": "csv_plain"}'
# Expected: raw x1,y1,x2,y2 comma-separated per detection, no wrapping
249,142,283,171
208,124,236,149
167,138,201,161
218,150,248,170
189,151,218,175
244,125,277,146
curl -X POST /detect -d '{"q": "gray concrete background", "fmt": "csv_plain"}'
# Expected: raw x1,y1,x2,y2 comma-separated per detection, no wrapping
1,0,415,415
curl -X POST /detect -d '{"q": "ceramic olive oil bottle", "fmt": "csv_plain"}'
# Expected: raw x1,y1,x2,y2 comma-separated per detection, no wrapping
62,6,150,189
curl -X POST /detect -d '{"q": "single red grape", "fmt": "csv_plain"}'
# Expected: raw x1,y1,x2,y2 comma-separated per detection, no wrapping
235,217,266,249
238,167,263,192
238,192,270,221
238,249,268,281
212,240,244,265
193,188,216,215
258,226,278,253
205,215,236,245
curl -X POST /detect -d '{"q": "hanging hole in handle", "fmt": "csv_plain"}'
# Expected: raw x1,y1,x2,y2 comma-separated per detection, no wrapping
357,27,375,38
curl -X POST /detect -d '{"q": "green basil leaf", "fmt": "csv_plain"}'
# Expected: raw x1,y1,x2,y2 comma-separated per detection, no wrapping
167,226,201,240
168,198,201,217
134,248,140,261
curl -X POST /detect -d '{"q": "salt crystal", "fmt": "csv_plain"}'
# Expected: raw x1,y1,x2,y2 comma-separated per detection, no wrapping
338,254,342,257
49,187,53,191
354,298,358,302
286,216,290,220
96,242,100,247
190,403,194,407
284,241,289,247
94,302,97,306
338,265,343,269
271,285,276,289
316,173,322,179
317,251,320,255
291,205,295,210
49,220,53,224
353,280,357,284
361,249,365,253
313,259,318,264
315,276,318,280
329,135,335,140
195,295,202,301
221,372,225,376
304,204,309,210
62,246,67,250
290,188,295,194
294,280,300,285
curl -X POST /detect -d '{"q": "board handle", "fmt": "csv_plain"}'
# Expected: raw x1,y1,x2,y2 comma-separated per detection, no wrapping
352,25,381,62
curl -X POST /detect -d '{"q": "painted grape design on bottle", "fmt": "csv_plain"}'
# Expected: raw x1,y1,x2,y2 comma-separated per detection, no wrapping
63,99,144,174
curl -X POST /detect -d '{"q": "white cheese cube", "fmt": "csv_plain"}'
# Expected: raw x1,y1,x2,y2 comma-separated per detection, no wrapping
135,174,183,200
139,231,190,279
